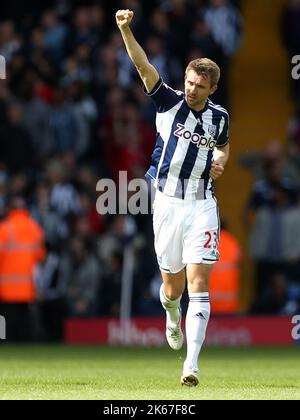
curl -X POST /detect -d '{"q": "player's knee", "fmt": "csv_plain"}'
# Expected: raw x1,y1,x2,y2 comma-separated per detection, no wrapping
164,288,182,301
187,276,208,292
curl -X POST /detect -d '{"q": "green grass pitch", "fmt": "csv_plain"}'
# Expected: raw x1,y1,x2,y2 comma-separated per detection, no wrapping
0,345,299,400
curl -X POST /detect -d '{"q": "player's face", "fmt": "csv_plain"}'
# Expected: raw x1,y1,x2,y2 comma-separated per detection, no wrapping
184,69,217,109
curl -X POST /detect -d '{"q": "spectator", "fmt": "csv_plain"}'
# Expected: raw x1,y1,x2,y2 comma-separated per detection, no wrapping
148,7,174,54
103,99,154,181
202,0,243,56
251,272,289,315
70,7,97,49
31,182,68,246
41,9,69,66
160,0,194,63
0,102,34,175
66,80,98,157
77,191,105,236
0,20,21,62
36,243,67,341
63,237,102,317
244,159,299,232
49,86,79,154
189,17,221,61
240,139,300,186
101,251,123,317
0,196,46,341
19,80,52,162
249,186,300,313
7,173,29,198
202,0,243,107
97,215,137,265
46,158,81,219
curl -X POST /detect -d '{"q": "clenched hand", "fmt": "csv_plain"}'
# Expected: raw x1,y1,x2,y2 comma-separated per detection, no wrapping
116,9,134,29
209,161,224,180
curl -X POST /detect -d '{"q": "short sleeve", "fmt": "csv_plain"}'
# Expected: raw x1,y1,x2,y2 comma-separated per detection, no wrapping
144,78,184,113
216,113,229,147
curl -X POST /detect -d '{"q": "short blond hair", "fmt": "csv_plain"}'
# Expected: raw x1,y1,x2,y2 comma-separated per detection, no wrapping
185,58,220,87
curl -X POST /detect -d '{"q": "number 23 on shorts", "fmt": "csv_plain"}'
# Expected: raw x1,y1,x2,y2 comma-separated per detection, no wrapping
204,231,218,249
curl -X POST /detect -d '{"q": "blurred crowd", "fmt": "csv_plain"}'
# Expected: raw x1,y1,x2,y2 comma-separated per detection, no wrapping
237,0,300,316
0,0,272,343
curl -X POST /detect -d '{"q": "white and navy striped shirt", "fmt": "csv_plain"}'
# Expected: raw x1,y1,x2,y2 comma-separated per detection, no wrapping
145,78,229,200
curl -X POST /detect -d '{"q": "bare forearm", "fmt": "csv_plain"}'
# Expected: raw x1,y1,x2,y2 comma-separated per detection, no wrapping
214,144,230,167
209,144,230,180
119,26,149,71
116,9,159,91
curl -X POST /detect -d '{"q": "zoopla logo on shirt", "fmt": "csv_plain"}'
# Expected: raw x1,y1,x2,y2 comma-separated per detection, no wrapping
174,123,216,150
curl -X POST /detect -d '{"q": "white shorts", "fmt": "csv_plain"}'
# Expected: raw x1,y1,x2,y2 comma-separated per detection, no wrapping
153,190,220,274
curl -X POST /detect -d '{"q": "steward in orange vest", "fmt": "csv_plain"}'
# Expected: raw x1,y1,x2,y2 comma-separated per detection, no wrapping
0,199,45,303
210,229,241,314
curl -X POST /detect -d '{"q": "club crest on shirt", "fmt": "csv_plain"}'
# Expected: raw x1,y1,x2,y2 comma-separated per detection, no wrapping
208,124,217,137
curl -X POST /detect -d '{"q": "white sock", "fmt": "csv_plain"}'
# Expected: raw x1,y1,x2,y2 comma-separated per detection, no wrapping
184,292,210,373
159,283,181,325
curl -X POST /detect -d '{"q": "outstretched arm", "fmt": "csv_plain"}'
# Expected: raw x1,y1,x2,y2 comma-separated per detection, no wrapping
116,9,160,92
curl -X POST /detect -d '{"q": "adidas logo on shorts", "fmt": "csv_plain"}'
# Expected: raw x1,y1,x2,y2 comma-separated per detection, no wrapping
194,312,206,320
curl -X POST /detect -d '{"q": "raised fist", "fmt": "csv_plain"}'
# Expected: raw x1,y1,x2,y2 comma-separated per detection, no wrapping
115,9,134,29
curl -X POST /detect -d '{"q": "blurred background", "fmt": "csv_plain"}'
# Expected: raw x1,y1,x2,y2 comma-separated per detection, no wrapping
0,0,299,344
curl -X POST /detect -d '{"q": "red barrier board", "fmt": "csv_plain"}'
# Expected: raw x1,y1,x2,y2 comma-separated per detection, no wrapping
64,316,295,346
